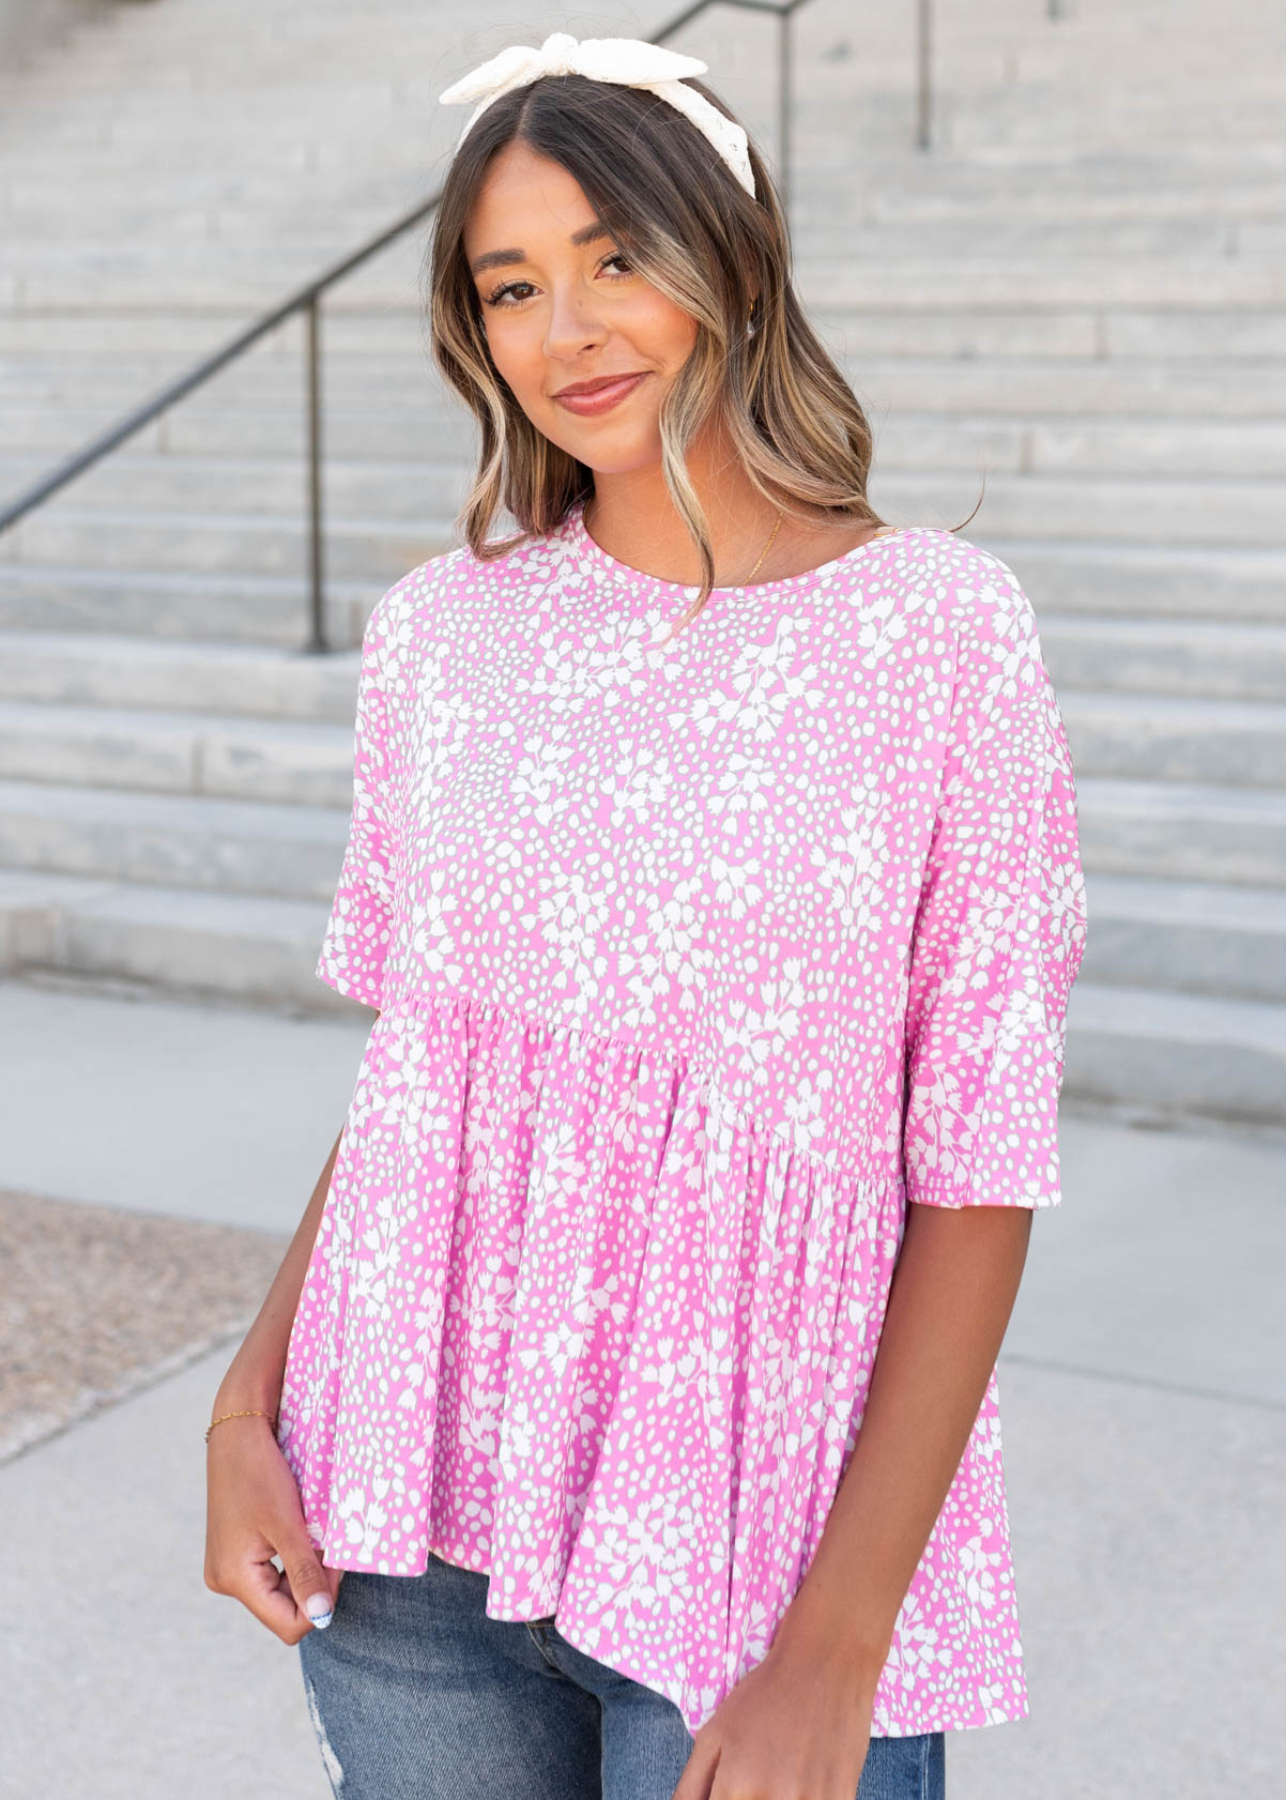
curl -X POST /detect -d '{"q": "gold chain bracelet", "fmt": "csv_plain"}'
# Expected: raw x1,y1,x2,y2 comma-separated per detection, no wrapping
206,1407,278,1444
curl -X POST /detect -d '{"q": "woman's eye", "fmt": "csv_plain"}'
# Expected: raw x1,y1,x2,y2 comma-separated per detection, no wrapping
484,279,534,309
482,252,633,309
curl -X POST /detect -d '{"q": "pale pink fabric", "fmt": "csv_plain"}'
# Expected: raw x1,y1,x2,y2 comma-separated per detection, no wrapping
277,498,1089,1737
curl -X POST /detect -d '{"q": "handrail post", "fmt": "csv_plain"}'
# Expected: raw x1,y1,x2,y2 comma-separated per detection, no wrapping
304,292,327,653
778,2,792,211
916,0,933,150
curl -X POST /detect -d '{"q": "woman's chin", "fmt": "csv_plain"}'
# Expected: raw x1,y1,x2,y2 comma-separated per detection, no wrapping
560,436,664,478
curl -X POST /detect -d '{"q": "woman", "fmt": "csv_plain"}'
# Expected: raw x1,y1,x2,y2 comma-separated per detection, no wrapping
204,32,1090,1800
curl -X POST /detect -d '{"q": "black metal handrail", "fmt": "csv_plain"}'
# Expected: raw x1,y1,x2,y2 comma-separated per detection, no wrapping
0,1,1067,650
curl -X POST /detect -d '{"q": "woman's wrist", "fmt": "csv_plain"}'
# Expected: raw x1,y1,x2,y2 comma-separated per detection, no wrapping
205,1406,279,1447
213,1353,284,1420
770,1585,891,1700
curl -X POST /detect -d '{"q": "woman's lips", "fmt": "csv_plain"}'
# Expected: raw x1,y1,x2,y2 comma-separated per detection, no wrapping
553,372,648,416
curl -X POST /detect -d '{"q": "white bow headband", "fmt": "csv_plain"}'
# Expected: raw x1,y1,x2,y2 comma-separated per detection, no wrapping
438,32,757,201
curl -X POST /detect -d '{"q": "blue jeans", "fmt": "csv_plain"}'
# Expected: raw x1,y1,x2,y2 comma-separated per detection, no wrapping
298,1552,946,1799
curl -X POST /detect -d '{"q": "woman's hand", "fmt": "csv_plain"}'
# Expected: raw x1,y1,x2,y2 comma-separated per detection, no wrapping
204,1413,343,1645
671,1626,876,1800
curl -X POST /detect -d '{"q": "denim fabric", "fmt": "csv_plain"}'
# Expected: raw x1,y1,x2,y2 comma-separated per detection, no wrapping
298,1553,946,1799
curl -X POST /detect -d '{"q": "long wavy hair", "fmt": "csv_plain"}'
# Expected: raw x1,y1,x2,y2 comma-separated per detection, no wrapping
425,63,903,625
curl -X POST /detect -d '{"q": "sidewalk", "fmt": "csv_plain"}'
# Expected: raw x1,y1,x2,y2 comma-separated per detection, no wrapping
1,975,1283,1798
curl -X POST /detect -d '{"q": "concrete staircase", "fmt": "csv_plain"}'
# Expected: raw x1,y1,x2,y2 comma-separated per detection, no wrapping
1,0,1284,1128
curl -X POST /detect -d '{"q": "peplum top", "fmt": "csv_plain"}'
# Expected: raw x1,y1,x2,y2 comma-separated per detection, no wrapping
275,496,1090,1738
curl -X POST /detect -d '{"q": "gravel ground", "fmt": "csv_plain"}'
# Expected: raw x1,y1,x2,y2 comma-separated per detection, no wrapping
0,1187,289,1462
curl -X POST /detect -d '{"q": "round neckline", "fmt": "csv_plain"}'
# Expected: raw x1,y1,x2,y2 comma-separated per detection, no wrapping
565,498,918,599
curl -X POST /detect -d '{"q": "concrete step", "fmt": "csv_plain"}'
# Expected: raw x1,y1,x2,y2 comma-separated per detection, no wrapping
0,869,349,1015
877,416,1286,480
978,541,1286,626
847,357,1286,420
0,452,474,520
796,259,1286,312
1080,871,1286,1005
849,131,1286,176
0,700,354,806
1011,419,1286,480
0,778,346,901
869,473,1286,548
10,235,424,310
1,508,454,582
1076,775,1286,887
795,216,1243,257
1040,617,1286,702
0,312,320,358
1063,978,1286,1129
1097,311,1286,360
0,563,375,647
3,168,408,211
0,630,359,718
1061,690,1286,786
820,177,1286,227
1,200,401,246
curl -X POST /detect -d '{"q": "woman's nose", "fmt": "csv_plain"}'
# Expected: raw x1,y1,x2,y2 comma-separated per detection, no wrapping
543,286,608,359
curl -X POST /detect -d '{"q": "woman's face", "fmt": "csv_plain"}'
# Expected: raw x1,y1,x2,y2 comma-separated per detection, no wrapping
462,141,699,475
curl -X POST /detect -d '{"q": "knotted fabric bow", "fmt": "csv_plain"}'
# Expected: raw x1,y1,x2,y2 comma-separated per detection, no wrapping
438,32,757,199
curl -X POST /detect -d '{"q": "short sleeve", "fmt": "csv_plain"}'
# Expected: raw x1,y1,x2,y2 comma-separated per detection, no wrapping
901,551,1089,1209
316,591,401,1009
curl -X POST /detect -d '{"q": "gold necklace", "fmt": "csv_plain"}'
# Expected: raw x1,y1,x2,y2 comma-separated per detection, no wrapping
744,509,783,582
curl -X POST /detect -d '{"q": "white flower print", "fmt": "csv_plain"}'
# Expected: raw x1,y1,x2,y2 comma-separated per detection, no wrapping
589,1489,703,1620
619,879,711,1018
681,616,825,745
511,736,578,825
286,513,1089,1741
409,869,464,984
725,958,807,1082
605,739,673,829
782,1068,834,1152
536,870,612,1005
812,781,893,936
706,751,777,835
709,853,765,920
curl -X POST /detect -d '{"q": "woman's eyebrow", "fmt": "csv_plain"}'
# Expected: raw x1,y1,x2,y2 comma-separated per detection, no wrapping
470,220,611,277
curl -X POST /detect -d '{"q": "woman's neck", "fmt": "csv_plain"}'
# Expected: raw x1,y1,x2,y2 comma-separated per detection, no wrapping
583,438,883,588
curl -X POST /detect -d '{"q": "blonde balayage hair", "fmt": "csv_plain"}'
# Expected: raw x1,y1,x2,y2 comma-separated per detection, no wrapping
426,65,892,626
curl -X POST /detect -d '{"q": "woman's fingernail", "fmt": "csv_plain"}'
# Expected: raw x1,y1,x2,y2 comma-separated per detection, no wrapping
306,1595,334,1628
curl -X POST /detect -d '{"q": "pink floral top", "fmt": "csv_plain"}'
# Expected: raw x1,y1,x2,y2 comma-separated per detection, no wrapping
276,497,1089,1738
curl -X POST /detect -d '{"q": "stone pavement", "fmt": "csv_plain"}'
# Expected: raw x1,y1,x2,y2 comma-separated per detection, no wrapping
0,1184,287,1460
1,975,1284,1797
